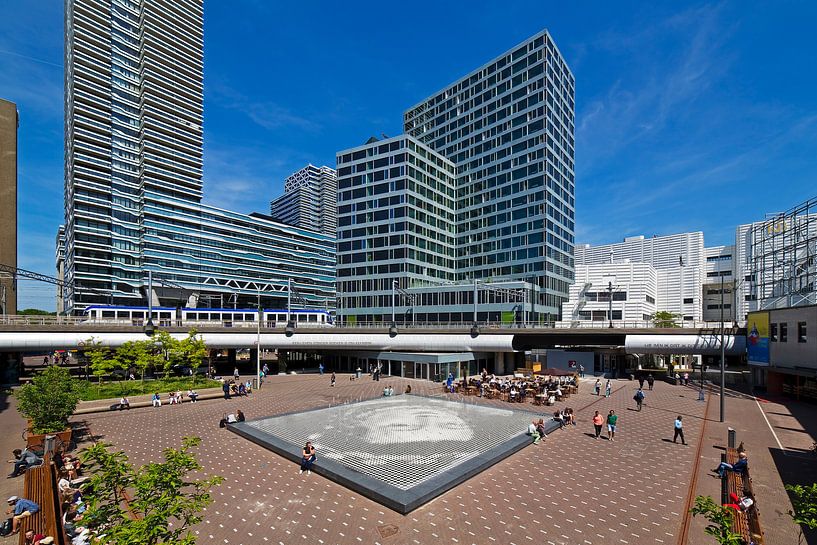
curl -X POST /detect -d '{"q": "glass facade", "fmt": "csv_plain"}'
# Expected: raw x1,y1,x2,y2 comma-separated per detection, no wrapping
63,0,335,313
404,30,575,319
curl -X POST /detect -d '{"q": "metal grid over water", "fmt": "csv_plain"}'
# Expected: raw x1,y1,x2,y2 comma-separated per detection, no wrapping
244,395,536,490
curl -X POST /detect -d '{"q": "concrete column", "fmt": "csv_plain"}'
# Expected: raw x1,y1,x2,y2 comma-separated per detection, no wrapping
227,349,237,368
495,352,505,375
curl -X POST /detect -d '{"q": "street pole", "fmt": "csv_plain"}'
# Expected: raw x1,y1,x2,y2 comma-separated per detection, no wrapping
720,272,725,422
473,279,478,324
391,280,396,325
287,278,291,326
256,287,261,389
607,281,614,328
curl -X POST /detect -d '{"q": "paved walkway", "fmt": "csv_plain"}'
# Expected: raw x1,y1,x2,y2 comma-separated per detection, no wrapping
71,375,713,545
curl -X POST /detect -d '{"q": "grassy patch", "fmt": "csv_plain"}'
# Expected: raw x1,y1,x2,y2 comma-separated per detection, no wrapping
76,377,222,401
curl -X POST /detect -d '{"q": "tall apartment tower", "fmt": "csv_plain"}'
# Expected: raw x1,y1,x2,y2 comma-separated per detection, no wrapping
0,98,18,315
404,30,576,320
270,164,338,236
64,0,204,312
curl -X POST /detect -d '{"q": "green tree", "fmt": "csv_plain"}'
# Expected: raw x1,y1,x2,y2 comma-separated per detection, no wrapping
689,495,743,545
155,330,183,377
16,365,81,434
79,437,223,545
84,338,122,386
116,339,162,383
178,329,207,373
18,308,57,316
650,310,681,328
786,483,817,545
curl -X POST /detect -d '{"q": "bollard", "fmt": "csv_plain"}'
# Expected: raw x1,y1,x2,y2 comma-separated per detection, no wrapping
252,378,257,390
720,452,728,504
727,428,736,448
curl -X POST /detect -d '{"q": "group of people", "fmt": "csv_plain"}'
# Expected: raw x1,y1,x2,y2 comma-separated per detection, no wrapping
221,379,252,399
636,374,657,390
592,378,613,397
449,371,577,403
219,409,246,427
3,449,86,542
151,389,199,407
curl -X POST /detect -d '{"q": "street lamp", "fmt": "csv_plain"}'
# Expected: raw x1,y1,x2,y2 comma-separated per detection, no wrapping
471,279,480,337
144,270,155,337
256,286,262,389
285,277,295,337
389,280,398,337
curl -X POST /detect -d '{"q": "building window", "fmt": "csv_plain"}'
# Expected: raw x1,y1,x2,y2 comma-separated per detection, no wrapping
770,323,778,342
798,322,807,343
683,298,693,304
780,322,788,342
610,310,622,320
646,294,655,304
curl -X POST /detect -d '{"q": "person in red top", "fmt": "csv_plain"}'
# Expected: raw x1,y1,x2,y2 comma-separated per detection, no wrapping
24,530,45,545
592,410,604,438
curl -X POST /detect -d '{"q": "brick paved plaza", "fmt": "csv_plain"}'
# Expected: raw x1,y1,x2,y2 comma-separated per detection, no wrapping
2,371,815,544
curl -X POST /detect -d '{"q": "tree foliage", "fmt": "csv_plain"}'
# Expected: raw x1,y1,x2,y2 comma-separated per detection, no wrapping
786,483,817,545
79,437,223,545
651,310,681,328
689,495,743,545
84,338,122,385
16,365,81,434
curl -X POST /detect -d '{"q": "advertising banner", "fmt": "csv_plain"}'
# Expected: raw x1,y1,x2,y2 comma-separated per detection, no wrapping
747,311,770,366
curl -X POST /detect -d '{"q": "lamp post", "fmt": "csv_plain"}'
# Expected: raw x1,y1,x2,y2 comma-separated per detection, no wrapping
285,278,295,337
471,279,480,337
719,269,726,422
144,270,155,337
388,280,398,337
607,281,614,328
256,286,262,389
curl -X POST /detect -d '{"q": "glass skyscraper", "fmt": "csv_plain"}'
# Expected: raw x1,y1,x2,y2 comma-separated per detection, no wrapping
404,30,575,320
336,30,575,324
63,0,335,314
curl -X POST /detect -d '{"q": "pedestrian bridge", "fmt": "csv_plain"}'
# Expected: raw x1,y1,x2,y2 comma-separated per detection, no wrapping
0,323,746,355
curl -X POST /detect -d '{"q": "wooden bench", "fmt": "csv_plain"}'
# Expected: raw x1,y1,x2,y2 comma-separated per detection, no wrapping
723,448,764,545
19,453,66,545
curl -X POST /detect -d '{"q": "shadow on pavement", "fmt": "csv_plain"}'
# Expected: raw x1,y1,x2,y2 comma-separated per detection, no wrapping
770,447,817,545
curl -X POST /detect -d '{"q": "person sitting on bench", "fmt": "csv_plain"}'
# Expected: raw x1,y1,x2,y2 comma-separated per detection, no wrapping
7,449,42,478
6,496,39,535
712,451,748,478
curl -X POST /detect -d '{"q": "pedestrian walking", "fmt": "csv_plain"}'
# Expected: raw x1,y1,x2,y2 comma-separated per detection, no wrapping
604,380,612,398
638,375,645,389
330,372,336,387
647,373,655,390
579,364,585,378
319,363,324,375
634,387,645,411
606,410,618,441
683,372,689,386
592,410,604,439
594,379,601,396
233,367,240,381
673,415,686,445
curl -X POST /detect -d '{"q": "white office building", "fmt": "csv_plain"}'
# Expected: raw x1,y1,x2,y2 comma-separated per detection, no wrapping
563,233,706,325
702,245,735,322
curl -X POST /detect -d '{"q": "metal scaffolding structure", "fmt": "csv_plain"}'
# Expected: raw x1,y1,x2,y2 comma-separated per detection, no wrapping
750,195,817,310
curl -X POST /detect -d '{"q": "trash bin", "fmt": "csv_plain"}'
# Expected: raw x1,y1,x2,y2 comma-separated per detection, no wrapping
356,367,362,379
252,378,258,390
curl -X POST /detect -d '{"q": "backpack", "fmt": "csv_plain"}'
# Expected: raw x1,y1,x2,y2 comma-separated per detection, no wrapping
0,518,12,537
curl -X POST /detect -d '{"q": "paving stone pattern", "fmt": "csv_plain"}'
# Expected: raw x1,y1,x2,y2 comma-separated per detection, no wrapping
75,374,708,545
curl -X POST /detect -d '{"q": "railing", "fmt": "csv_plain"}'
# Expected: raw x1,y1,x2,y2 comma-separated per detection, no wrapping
0,315,743,331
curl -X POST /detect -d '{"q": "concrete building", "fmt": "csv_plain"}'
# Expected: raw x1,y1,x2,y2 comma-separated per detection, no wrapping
270,164,337,236
702,245,735,323
0,98,17,315
567,233,705,324
748,305,817,399
63,0,335,313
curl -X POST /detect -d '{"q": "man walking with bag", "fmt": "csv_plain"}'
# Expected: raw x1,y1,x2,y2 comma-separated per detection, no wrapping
673,415,686,445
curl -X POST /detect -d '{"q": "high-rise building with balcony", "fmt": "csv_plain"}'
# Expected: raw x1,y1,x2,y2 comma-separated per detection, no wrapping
63,0,335,314
270,164,337,236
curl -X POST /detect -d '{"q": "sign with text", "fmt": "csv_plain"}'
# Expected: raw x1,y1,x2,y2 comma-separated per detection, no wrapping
747,311,770,366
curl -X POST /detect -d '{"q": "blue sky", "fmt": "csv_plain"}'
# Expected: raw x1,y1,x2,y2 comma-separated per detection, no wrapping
1,1,816,310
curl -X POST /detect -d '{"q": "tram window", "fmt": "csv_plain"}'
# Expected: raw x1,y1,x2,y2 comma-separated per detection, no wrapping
116,311,128,318
102,311,115,318
160,312,171,319
234,314,243,321
309,314,317,322
278,314,286,321
298,315,306,322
